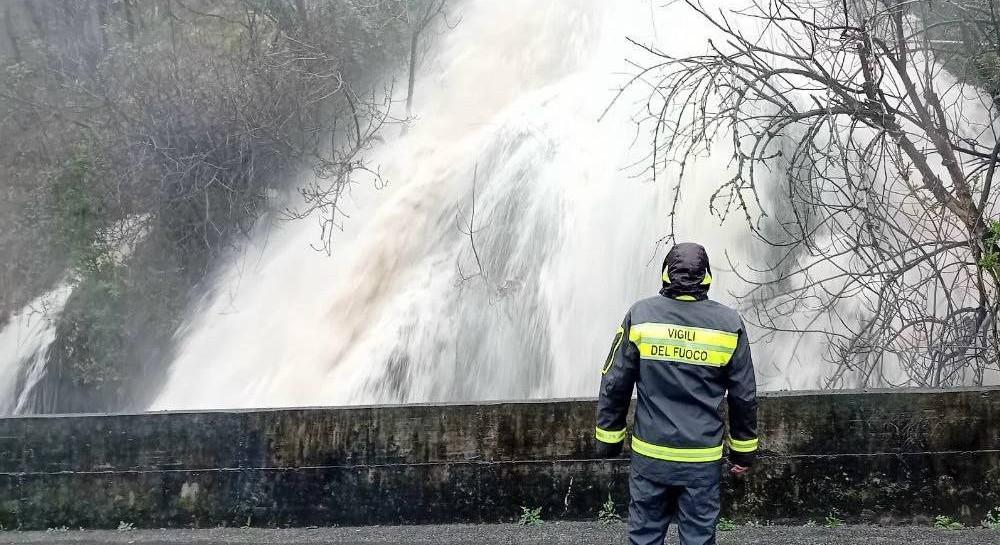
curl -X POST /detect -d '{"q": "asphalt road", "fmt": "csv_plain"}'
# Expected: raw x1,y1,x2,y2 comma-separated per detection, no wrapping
0,523,997,544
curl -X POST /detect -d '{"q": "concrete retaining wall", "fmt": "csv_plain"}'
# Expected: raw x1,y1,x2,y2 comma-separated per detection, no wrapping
0,388,998,529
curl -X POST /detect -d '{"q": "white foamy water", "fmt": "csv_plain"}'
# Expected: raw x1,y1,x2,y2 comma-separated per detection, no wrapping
149,0,779,410
158,0,1000,409
0,283,73,415
0,2,987,414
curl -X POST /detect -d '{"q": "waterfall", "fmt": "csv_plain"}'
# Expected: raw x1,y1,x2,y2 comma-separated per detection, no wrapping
149,0,778,411
0,282,73,415
0,1,988,414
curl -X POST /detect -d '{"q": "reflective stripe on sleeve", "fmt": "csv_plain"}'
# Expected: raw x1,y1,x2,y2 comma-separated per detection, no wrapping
727,436,759,453
601,327,625,375
628,323,738,367
595,427,626,444
630,435,724,462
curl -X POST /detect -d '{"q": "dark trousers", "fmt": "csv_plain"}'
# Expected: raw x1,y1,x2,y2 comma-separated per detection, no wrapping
628,456,721,545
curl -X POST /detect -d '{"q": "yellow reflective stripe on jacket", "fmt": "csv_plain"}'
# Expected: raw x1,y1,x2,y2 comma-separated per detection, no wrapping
596,427,626,444
628,323,738,367
602,327,625,375
629,323,738,349
631,436,724,462
727,436,759,452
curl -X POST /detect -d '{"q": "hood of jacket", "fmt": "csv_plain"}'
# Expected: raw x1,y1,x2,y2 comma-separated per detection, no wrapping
660,242,712,300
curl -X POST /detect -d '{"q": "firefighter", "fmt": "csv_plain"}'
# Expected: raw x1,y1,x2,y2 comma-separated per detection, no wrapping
595,242,758,545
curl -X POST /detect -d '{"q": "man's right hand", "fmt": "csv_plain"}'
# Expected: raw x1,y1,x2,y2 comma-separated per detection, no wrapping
728,451,755,471
595,441,624,458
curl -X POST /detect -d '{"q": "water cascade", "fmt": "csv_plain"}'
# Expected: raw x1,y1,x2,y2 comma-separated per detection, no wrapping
149,0,785,410
0,283,73,415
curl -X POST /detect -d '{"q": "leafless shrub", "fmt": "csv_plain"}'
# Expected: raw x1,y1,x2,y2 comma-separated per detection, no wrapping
622,0,1000,386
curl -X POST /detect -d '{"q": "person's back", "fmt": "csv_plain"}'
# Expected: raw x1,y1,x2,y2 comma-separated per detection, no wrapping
595,242,758,545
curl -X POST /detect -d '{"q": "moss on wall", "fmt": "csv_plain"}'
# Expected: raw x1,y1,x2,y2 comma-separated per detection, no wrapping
0,388,997,529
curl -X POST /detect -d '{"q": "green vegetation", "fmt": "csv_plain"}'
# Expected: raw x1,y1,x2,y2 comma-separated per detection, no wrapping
0,0,424,412
717,517,737,531
921,1,1000,104
824,515,844,529
971,51,1000,98
982,507,1000,529
979,220,1000,275
517,506,543,526
934,515,964,530
50,150,110,271
597,494,620,525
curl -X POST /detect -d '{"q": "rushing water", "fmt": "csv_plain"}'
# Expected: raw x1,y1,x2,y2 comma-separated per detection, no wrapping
0,283,72,415
147,0,795,410
3,1,990,413
9,0,973,412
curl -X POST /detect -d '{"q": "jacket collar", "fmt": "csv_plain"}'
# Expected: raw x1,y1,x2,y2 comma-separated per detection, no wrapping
659,285,708,301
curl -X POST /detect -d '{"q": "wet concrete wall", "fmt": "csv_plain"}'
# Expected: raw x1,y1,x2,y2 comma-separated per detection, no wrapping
0,388,997,529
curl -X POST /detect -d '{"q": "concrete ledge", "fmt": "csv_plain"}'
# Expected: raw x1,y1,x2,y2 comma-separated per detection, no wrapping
0,388,998,529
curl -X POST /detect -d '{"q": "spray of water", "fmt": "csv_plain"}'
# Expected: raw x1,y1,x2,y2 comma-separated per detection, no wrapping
149,0,779,410
1,1,987,413
0,283,73,415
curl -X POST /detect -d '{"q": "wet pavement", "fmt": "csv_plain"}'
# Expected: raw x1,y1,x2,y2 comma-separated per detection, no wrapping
0,523,997,544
